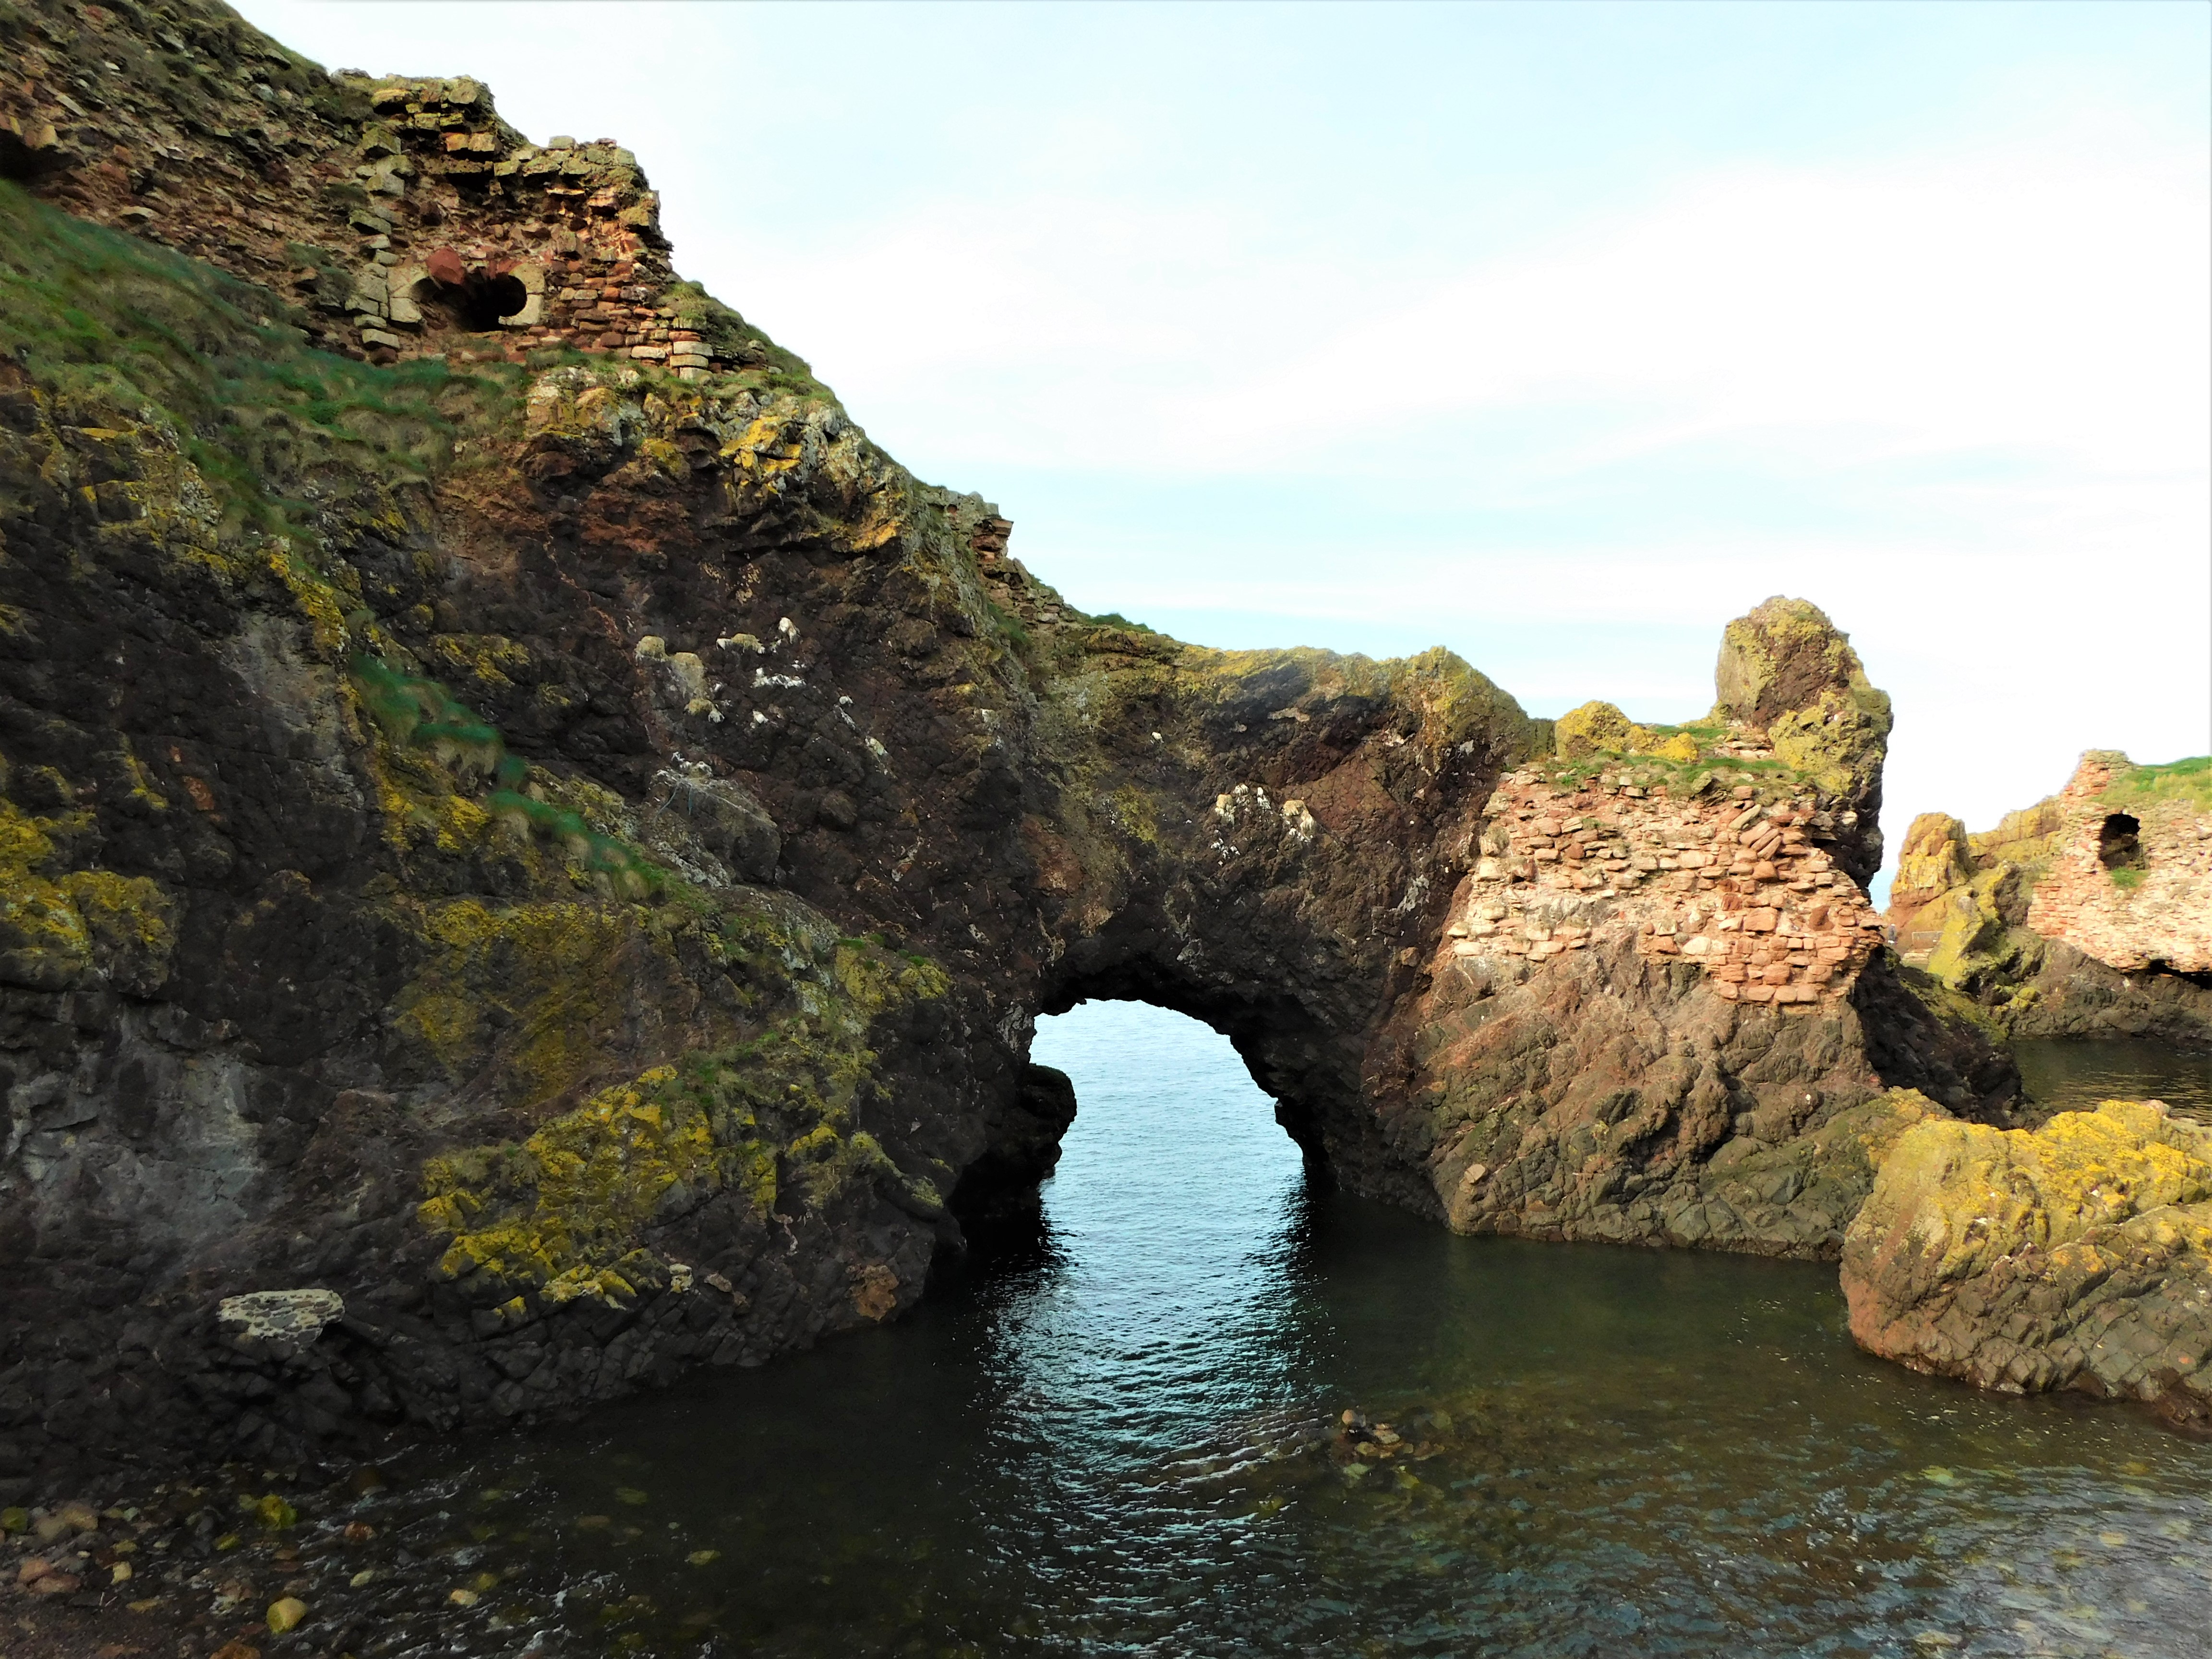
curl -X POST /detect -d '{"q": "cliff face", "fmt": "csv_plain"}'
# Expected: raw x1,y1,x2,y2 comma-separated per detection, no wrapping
0,0,2016,1487
1887,754,2212,1047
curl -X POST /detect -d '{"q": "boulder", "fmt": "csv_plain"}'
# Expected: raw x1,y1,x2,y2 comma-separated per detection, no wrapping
1841,1100,2212,1432
217,1289,346,1345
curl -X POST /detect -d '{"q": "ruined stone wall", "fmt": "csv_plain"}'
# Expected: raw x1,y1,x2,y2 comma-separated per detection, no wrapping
1455,772,1884,1009
2026,752,2212,976
1886,753,2212,1045
2,0,770,374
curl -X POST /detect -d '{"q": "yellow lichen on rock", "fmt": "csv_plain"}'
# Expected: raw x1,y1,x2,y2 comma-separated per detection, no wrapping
425,633,531,687
414,918,954,1304
1842,1101,2212,1423
0,796,175,994
421,1065,709,1297
1554,701,1653,760
1863,1102,2212,1283
390,897,639,1106
1710,595,1891,802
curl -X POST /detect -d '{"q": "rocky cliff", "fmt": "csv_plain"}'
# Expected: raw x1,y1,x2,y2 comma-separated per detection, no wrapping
1887,753,2212,1047
0,0,2021,1490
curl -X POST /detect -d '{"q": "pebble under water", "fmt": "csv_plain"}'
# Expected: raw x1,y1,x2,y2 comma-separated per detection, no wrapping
325,1008,2212,1658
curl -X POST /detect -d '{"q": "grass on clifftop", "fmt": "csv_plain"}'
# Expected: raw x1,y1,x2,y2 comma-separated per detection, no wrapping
2103,756,2212,811
0,180,521,537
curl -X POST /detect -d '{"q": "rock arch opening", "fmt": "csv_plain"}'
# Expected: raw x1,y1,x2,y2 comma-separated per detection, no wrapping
2098,812,2143,871
947,946,1346,1244
1025,998,1310,1236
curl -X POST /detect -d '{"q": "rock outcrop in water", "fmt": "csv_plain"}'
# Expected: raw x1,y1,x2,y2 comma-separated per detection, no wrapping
0,0,2024,1486
1842,1100,2212,1434
1887,753,2212,1047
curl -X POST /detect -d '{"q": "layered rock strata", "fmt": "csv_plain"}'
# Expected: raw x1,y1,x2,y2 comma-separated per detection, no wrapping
0,0,2029,1488
1843,1100,2212,1434
1887,752,2212,1046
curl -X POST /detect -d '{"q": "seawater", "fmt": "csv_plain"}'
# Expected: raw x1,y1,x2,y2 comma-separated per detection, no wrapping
344,1007,2212,1658
2017,1037,2211,1125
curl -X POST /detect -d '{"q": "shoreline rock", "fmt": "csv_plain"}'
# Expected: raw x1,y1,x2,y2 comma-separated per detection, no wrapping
0,0,2096,1500
1841,1100,2212,1435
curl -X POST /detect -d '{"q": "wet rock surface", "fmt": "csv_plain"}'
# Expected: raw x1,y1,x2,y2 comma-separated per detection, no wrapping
1843,1100,2212,1434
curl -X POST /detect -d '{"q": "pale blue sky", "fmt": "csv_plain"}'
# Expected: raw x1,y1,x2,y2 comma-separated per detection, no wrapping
240,1,2212,889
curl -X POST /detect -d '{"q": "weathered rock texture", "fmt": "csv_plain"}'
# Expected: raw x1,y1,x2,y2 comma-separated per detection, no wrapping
1393,669,2009,1255
1843,1101,2212,1434
0,0,781,374
2026,754,2212,974
0,0,2024,1487
1887,752,2212,1046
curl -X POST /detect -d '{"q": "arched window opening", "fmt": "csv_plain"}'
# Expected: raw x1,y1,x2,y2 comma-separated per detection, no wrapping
411,270,529,333
0,127,64,183
2097,812,2142,871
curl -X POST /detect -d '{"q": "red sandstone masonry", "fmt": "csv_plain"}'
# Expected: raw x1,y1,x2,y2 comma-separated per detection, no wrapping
1443,764,1884,1006
2025,753,2212,975
3,5,754,376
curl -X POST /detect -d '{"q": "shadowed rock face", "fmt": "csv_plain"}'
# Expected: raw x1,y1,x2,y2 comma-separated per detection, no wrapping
0,0,2015,1485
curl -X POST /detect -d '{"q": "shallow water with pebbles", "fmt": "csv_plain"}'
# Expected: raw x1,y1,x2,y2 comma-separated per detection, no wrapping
241,1013,2212,1657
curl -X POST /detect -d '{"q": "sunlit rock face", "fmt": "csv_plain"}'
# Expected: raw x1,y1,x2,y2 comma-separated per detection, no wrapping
1842,1101,2212,1436
1885,755,2212,1047
1381,599,2006,1255
2026,754,2212,976
0,0,2022,1483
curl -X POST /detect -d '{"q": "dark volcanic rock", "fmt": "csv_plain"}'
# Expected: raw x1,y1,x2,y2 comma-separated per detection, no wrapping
0,0,2029,1488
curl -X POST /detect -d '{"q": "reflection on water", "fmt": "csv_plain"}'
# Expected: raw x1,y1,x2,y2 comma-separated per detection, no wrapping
336,1010,2212,1658
2016,1036,2212,1125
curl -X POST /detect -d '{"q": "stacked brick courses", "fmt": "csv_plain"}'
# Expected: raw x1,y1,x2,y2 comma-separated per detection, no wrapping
1444,762,1884,1007
322,79,748,374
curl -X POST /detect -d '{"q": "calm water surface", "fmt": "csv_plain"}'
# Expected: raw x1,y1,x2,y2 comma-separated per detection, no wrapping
347,1011,2212,1658
2016,1038,2211,1126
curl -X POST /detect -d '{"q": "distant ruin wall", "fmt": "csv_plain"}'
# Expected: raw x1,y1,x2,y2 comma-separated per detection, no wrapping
2026,753,2212,976
2,1,765,373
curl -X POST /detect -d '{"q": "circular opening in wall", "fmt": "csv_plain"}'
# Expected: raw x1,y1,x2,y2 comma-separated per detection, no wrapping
412,271,529,333
2097,812,2142,871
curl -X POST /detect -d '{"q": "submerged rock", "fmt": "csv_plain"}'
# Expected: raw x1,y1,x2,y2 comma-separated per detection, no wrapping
1841,1101,2212,1432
